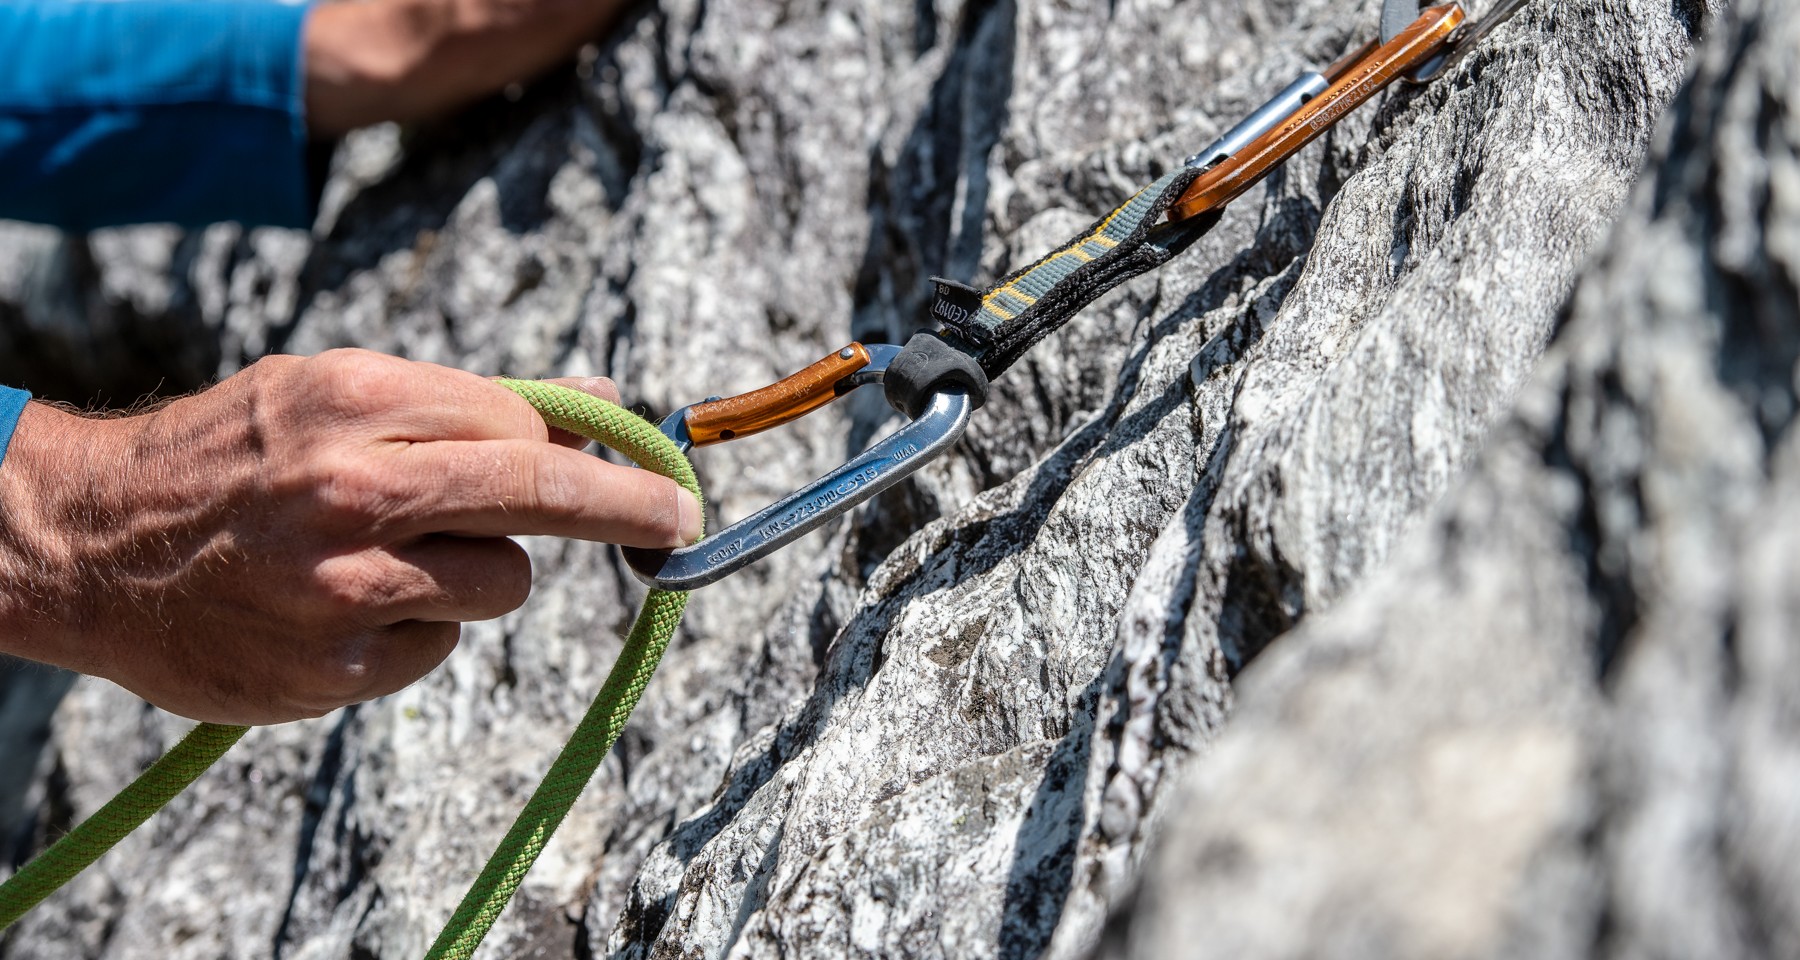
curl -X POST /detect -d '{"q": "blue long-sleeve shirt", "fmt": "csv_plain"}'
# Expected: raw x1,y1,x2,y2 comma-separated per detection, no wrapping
0,0,315,231
0,0,314,467
0,387,28,465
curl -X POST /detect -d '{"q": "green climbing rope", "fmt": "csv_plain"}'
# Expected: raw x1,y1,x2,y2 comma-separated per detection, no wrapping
424,381,702,960
0,721,247,930
0,382,701,960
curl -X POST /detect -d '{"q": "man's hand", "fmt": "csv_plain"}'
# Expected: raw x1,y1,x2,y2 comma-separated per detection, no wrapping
304,0,628,136
0,350,700,725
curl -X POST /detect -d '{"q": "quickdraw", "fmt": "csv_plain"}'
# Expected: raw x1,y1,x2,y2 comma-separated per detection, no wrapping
0,0,1535,949
626,0,1528,589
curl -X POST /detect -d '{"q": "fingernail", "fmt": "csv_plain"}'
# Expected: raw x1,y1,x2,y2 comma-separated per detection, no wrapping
677,490,704,544
579,377,621,403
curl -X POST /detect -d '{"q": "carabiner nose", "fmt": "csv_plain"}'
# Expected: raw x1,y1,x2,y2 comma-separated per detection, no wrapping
620,343,972,590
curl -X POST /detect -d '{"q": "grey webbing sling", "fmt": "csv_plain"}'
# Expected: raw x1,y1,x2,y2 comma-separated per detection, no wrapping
922,170,1219,384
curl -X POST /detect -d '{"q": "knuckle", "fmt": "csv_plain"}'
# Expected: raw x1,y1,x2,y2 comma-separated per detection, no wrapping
585,377,620,403
310,553,398,617
236,353,304,423
520,450,585,524
659,479,686,545
284,628,386,709
632,475,685,546
309,654,380,705
332,622,456,705
240,353,303,387
488,387,551,443
308,349,408,419
311,458,413,529
545,376,620,405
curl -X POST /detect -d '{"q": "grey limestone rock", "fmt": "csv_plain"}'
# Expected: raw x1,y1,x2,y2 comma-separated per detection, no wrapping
1104,0,1800,955
0,0,1772,956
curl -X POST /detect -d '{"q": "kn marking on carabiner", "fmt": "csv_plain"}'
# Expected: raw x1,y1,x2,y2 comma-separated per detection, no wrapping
619,343,974,590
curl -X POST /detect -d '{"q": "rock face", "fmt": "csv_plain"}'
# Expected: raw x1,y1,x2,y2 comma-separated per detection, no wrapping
1106,0,1800,956
3,0,1787,958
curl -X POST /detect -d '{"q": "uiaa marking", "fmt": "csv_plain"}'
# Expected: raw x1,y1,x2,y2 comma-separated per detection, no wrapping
1307,68,1380,132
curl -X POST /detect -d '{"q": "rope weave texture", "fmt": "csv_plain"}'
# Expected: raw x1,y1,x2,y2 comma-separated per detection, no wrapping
0,382,701,960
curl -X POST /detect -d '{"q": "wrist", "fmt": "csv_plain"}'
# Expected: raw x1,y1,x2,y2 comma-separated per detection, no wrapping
0,403,112,671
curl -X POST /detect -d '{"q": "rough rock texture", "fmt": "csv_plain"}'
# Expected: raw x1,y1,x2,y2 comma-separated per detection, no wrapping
0,0,1771,957
1107,0,1800,956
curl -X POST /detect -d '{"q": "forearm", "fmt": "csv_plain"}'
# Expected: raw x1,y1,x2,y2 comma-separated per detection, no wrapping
0,0,630,230
305,0,629,136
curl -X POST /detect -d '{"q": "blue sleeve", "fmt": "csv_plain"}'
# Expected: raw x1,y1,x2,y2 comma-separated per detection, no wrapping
0,387,30,468
0,1,315,231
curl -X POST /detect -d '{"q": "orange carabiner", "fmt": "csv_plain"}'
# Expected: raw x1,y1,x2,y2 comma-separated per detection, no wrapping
1168,3,1466,224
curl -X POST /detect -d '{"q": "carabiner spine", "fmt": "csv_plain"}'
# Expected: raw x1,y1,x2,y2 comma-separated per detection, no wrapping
622,386,973,590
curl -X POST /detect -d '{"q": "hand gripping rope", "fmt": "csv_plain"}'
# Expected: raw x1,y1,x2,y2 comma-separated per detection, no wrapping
0,382,703,960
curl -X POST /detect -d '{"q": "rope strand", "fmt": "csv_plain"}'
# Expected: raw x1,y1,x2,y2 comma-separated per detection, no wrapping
426,381,702,960
0,721,248,930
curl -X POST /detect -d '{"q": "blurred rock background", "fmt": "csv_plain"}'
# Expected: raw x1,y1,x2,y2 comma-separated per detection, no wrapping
3,0,1795,957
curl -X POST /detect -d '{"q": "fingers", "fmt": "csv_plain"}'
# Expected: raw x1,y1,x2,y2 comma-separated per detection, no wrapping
287,620,462,719
291,350,629,450
536,376,622,405
286,349,553,444
339,620,463,704
285,537,527,715
266,351,693,544
330,535,537,624
395,439,702,546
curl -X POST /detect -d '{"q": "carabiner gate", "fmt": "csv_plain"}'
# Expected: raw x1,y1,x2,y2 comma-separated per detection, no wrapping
620,343,973,590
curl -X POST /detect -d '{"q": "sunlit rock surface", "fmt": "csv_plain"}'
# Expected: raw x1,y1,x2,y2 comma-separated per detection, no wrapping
1105,0,1800,956
4,0,1783,957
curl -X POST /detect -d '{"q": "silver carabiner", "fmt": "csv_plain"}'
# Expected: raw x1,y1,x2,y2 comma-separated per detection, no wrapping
620,343,973,590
